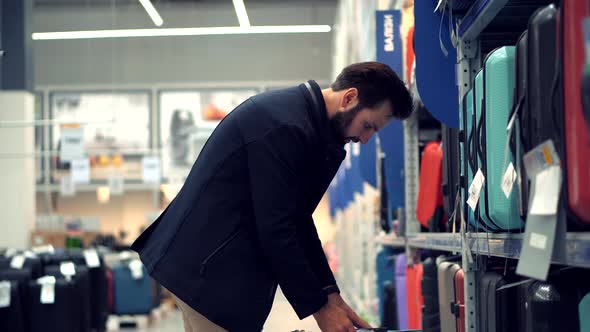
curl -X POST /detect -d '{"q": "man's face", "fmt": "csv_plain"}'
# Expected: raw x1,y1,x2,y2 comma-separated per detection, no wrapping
329,92,393,144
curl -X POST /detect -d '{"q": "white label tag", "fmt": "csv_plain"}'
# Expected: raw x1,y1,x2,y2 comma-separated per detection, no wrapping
523,140,561,180
530,232,548,250
83,249,101,268
501,162,517,199
530,166,562,216
466,169,485,211
60,127,85,162
0,281,11,308
142,157,161,184
37,276,56,304
60,175,76,197
10,255,25,269
129,259,144,280
352,143,360,157
71,158,90,184
108,175,124,195
60,262,76,277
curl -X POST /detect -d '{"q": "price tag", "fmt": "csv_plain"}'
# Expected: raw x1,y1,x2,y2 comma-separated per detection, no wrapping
60,262,76,277
38,276,56,304
530,166,562,216
60,175,76,197
60,127,85,162
501,162,517,199
71,158,90,184
466,169,485,211
142,157,161,184
0,281,10,308
128,259,144,280
523,140,561,180
108,175,124,195
83,249,101,268
10,255,25,269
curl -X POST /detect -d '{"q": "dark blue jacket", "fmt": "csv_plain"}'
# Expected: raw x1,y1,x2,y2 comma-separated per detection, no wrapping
131,81,345,331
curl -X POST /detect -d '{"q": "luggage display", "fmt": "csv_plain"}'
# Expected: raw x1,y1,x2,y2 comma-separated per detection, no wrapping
395,253,409,330
383,282,399,330
27,277,79,332
44,264,92,332
406,262,423,330
580,292,590,332
111,260,153,315
478,46,524,231
437,261,460,332
561,0,590,225
421,257,440,332
478,271,518,332
0,280,26,332
453,268,465,332
417,140,445,231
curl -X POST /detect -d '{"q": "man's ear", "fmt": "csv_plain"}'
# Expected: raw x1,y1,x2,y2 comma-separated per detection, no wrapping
341,88,358,108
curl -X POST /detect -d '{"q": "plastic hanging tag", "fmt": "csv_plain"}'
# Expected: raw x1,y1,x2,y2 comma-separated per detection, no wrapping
128,259,144,280
529,166,562,216
523,140,561,180
0,281,10,308
10,255,25,269
466,169,485,211
37,276,56,304
501,162,517,199
60,262,76,277
84,249,101,268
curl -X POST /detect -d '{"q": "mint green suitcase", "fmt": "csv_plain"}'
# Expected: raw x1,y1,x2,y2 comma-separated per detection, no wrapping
581,292,590,332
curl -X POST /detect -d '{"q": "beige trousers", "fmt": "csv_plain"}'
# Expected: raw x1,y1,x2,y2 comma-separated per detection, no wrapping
173,294,227,332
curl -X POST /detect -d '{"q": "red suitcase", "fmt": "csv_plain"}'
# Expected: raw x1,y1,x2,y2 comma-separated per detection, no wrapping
406,262,424,329
453,268,465,332
416,141,444,231
562,0,590,224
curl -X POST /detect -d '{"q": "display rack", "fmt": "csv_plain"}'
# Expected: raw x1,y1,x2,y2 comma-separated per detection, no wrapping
458,0,509,40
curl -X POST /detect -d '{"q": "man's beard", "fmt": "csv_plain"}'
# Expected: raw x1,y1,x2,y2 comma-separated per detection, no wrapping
328,104,362,143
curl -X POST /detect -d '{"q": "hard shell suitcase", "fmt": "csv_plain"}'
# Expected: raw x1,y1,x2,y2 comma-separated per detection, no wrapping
395,253,409,330
111,261,152,315
406,263,423,329
383,282,399,330
478,46,524,231
561,0,590,224
28,278,79,332
44,264,92,332
417,141,445,231
0,254,43,279
453,269,465,332
478,271,518,332
437,261,460,332
0,280,26,332
460,89,478,230
580,292,590,332
441,124,460,228
421,257,440,332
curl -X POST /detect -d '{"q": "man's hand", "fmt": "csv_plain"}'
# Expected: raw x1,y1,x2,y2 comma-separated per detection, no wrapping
327,293,372,329
312,294,372,332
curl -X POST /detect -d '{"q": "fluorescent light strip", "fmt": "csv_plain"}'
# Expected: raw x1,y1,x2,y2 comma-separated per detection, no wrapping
32,25,332,40
232,0,250,27
138,0,163,27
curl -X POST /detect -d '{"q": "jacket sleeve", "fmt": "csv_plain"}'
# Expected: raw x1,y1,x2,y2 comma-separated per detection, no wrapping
297,215,338,290
246,125,327,319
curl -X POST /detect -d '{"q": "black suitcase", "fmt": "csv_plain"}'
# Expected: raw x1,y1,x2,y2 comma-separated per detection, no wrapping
478,271,518,332
27,278,79,332
44,264,92,332
382,281,399,329
421,257,441,332
0,255,43,279
0,280,26,332
441,124,460,229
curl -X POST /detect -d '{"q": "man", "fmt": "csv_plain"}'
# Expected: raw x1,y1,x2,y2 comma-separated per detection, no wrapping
131,62,413,332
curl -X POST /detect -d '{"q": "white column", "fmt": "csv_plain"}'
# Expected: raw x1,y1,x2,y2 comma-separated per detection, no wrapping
0,91,35,249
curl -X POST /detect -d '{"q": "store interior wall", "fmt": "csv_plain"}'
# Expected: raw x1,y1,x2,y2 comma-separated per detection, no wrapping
31,0,339,245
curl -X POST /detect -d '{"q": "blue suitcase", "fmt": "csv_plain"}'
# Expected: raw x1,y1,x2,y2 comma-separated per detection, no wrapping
111,261,152,315
580,292,590,332
478,46,524,231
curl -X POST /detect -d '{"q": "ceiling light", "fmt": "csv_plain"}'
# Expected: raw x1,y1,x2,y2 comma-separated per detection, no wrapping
138,0,163,27
32,25,332,40
232,0,250,27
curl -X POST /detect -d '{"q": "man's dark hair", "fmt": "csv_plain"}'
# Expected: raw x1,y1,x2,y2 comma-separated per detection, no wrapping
331,61,413,120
